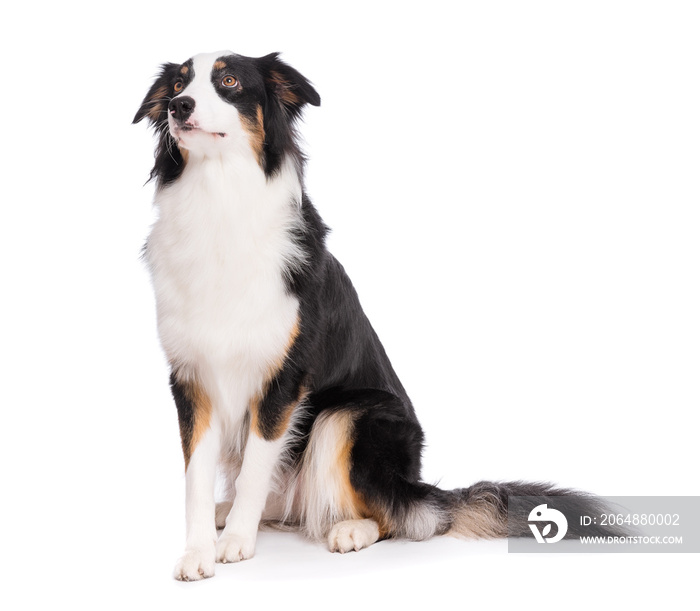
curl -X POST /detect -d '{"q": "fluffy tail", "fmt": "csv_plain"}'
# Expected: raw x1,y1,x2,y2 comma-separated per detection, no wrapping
400,480,617,541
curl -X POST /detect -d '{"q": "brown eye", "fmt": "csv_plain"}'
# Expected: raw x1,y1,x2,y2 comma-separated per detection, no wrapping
222,75,238,88
174,81,184,93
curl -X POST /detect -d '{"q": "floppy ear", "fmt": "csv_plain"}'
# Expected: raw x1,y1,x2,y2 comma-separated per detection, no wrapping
259,53,321,115
133,62,186,186
133,63,179,125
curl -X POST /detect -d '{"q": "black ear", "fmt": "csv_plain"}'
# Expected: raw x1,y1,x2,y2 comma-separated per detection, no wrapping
133,63,179,125
133,62,186,186
259,53,321,114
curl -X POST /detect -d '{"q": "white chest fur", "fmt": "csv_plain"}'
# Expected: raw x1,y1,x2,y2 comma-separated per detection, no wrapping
147,155,303,417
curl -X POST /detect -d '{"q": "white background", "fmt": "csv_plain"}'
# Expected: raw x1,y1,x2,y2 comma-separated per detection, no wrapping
2,1,698,608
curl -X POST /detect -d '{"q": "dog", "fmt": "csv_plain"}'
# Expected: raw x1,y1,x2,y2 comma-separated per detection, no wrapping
134,51,608,581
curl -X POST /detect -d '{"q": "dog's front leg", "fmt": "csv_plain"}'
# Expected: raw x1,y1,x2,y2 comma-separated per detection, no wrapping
216,373,305,563
173,425,220,580
215,430,286,563
170,373,220,581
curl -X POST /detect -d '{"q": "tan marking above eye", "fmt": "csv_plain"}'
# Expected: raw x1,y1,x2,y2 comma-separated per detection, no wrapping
174,81,184,93
222,75,239,88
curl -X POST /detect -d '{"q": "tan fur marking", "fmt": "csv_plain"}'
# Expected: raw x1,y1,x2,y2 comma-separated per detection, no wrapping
240,104,266,169
177,376,213,470
189,381,212,460
213,60,227,70
249,317,301,440
249,394,263,440
329,413,389,537
148,85,168,120
319,412,388,537
320,411,394,537
276,384,310,438
251,384,308,442
355,495,390,539
269,70,300,105
448,498,508,539
290,409,388,540
180,65,189,75
336,423,365,520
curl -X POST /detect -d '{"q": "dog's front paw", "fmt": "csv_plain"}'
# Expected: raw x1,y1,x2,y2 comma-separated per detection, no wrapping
173,547,216,581
215,532,256,564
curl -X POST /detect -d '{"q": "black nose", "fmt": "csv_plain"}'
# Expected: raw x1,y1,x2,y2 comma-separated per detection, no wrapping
169,96,195,123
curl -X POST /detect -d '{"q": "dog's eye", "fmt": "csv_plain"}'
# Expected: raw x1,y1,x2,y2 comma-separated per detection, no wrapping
174,81,184,93
222,76,239,89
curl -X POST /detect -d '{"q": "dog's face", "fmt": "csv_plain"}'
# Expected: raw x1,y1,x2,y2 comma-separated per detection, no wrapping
134,52,320,183
165,52,246,155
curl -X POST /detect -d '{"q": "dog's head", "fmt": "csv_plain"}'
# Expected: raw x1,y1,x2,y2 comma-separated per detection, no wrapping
134,51,320,185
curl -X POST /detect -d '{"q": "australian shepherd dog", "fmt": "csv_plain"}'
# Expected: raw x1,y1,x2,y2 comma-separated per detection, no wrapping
134,51,605,581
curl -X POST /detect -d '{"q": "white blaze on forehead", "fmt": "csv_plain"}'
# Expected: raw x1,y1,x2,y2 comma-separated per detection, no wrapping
191,50,235,76
184,50,236,99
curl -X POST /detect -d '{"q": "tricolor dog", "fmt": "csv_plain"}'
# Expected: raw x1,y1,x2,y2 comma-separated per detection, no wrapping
134,51,605,581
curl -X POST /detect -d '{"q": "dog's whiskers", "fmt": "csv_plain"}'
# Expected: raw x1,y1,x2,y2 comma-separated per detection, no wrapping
163,129,180,166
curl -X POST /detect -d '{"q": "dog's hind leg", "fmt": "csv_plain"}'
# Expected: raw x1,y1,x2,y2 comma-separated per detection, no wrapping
293,389,447,552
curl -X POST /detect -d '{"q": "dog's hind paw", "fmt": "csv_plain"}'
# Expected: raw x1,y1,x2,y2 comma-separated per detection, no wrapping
328,519,380,553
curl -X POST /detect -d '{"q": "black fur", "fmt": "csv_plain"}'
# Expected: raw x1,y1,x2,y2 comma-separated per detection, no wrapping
133,61,193,185
168,372,197,465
